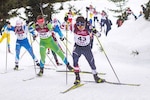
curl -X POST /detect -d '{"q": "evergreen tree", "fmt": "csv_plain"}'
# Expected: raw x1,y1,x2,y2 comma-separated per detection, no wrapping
144,0,150,20
0,0,72,23
108,0,128,20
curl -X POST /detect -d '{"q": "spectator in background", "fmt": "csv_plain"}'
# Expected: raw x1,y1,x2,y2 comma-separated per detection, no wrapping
141,5,146,14
105,16,112,36
93,8,99,27
138,11,143,18
125,7,137,20
99,10,107,32
116,16,124,27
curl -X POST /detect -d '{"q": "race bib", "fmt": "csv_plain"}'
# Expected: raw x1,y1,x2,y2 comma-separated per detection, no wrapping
39,31,52,39
74,34,90,46
16,33,27,40
15,26,27,40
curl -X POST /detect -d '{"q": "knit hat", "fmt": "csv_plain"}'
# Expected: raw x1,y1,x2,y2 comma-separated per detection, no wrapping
76,16,85,23
36,15,45,24
16,20,22,26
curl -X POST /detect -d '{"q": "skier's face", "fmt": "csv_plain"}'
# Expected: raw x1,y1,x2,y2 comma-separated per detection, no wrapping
37,18,45,26
76,22,85,30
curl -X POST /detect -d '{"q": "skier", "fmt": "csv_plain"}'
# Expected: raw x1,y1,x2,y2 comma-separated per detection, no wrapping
0,21,12,53
73,16,105,85
99,10,107,32
105,16,112,36
64,9,75,31
125,7,137,20
116,16,124,27
93,8,99,27
32,15,74,76
141,5,146,14
11,19,40,70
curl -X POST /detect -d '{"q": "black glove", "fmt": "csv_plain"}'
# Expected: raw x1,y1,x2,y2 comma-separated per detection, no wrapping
33,35,37,40
92,29,97,34
60,37,65,41
64,16,68,22
0,31,2,35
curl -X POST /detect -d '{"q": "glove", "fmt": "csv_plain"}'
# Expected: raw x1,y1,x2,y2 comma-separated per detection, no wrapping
96,32,101,37
0,31,2,35
33,35,37,40
60,37,65,41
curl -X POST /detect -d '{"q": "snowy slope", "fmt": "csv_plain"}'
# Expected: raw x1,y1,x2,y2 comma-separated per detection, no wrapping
0,0,150,100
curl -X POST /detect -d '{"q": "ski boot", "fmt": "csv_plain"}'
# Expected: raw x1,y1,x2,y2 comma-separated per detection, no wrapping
8,48,11,53
37,68,44,76
74,72,80,85
14,65,19,70
93,74,105,83
67,63,74,71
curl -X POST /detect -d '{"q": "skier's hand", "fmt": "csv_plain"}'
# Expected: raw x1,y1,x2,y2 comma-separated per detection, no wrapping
92,28,97,34
60,37,65,41
96,32,101,37
0,31,2,35
33,35,37,40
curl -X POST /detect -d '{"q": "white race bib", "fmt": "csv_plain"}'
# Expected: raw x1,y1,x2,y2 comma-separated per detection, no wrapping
74,34,90,46
16,33,27,40
39,31,52,39
15,26,27,40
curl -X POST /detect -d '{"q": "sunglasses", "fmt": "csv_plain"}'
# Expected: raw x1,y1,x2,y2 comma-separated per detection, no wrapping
76,22,85,26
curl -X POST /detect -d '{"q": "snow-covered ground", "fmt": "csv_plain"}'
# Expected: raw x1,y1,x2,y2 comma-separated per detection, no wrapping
0,0,150,100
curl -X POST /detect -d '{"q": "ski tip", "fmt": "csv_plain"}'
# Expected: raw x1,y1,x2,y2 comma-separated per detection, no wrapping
105,81,141,86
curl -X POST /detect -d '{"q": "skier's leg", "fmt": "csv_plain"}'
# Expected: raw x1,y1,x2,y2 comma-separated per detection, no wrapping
73,46,81,85
49,38,73,70
0,32,6,43
14,40,21,70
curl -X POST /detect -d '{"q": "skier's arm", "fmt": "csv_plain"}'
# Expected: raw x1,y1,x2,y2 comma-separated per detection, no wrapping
28,25,37,40
28,26,35,35
7,26,15,31
0,26,5,35
47,23,64,40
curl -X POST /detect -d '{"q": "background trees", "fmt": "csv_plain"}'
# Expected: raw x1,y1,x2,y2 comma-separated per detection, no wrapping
144,0,150,20
0,0,71,28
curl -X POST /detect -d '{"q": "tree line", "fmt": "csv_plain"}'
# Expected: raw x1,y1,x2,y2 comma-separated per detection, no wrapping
0,0,149,29
0,0,76,28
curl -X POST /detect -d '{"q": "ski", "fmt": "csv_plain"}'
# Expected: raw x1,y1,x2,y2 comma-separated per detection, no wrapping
23,77,36,81
61,83,84,94
84,80,140,86
0,69,24,74
23,74,43,81
36,67,56,70
56,70,106,75
105,81,140,86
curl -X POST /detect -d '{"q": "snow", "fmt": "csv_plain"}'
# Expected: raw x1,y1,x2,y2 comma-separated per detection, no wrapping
0,0,150,100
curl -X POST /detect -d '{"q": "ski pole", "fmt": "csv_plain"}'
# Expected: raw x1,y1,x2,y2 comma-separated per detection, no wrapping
5,34,8,72
62,40,72,56
65,22,69,85
46,53,57,68
64,37,72,44
29,31,37,74
95,34,120,83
